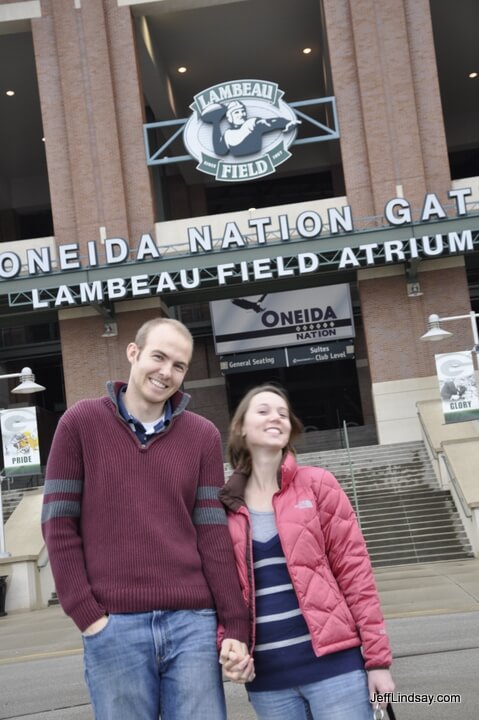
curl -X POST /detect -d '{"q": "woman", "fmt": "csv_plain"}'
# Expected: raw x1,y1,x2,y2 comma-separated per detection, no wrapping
219,384,395,720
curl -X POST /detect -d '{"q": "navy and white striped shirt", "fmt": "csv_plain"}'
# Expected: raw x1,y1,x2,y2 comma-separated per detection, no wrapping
247,511,363,692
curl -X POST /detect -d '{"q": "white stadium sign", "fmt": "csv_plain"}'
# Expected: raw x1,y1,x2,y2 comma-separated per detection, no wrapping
183,80,299,181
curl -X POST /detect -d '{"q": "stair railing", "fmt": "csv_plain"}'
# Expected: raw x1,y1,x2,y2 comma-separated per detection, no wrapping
440,453,472,519
342,421,361,530
416,409,444,489
0,472,10,558
417,406,472,519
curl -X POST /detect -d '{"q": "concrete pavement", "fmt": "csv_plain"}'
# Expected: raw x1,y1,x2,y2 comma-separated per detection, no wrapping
374,557,479,617
1,558,479,719
2,558,479,665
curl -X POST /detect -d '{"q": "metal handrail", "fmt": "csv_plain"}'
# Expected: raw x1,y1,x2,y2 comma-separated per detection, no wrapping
342,420,361,529
440,452,473,519
416,408,473,519
416,410,438,460
0,472,9,557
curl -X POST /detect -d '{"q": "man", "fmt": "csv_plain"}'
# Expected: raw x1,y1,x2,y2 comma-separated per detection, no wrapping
201,100,300,157
42,317,251,719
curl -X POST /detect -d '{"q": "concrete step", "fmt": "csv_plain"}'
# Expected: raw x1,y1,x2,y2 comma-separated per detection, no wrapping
366,531,470,548
356,492,455,505
1,486,43,522
373,549,475,567
297,440,428,460
295,441,474,566
344,484,439,498
359,507,461,521
5,439,473,569
351,485,448,497
338,474,439,487
367,538,473,562
358,502,458,517
363,524,469,540
368,536,472,553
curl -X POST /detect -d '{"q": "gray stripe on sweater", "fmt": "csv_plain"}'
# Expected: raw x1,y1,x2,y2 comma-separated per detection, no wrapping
43,479,83,495
196,486,220,500
193,507,227,525
41,499,81,523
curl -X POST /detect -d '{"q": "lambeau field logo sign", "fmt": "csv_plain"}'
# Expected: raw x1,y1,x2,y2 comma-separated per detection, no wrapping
183,80,299,182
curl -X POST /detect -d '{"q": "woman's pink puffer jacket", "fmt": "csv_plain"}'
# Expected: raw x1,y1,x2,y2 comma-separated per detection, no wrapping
219,453,392,670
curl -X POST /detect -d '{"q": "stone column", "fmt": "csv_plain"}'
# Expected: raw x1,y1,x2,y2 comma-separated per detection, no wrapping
31,1,157,404
323,0,472,441
322,0,451,216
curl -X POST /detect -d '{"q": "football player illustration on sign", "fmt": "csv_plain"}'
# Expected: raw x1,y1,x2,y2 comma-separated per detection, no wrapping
183,80,300,180
201,101,300,158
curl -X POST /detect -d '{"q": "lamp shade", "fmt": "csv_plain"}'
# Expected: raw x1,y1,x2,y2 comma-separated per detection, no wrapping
11,367,46,394
420,314,453,342
420,326,453,341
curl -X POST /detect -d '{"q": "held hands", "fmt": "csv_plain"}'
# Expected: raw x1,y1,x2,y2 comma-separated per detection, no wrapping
368,669,395,711
219,639,255,683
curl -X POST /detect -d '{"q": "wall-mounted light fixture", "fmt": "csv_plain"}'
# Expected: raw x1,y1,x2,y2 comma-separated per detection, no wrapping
101,322,118,338
0,367,46,394
406,260,423,297
420,311,479,349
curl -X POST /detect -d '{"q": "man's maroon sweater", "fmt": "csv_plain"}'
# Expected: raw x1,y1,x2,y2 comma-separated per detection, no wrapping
42,382,249,641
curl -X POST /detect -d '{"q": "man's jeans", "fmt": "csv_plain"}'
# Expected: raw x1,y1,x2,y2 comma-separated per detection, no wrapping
248,669,374,720
82,609,226,720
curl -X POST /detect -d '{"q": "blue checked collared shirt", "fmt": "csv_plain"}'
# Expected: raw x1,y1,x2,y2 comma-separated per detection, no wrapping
117,385,172,443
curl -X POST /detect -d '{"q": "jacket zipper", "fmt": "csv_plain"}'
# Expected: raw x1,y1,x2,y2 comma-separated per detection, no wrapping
244,511,256,653
272,491,319,652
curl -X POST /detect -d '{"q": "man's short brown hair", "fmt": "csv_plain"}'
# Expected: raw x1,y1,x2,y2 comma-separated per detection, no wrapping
134,317,194,355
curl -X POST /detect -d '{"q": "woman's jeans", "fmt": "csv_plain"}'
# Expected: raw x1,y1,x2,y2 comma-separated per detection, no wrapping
82,609,226,720
248,669,374,720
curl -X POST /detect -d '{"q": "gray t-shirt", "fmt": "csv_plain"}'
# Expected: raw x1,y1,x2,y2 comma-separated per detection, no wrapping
249,508,278,543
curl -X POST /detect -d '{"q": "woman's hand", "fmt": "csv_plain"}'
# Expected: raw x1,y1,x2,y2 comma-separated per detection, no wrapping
221,651,255,683
220,639,255,683
368,668,395,710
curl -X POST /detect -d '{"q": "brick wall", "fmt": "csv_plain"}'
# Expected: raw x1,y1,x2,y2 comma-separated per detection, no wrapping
59,306,167,406
184,337,230,443
359,265,473,383
323,0,451,218
58,307,230,443
31,0,155,256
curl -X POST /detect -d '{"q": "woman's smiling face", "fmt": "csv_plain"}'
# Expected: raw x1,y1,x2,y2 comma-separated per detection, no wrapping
241,391,292,452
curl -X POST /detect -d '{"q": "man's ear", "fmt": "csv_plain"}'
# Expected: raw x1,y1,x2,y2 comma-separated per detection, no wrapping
126,342,139,363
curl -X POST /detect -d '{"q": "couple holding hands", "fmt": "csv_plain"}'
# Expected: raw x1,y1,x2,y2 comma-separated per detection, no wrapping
42,317,393,719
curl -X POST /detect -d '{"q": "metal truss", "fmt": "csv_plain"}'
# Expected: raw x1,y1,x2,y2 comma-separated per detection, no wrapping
288,97,339,144
143,96,339,166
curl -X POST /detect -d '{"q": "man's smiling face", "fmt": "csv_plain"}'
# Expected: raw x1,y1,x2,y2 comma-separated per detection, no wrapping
126,323,192,417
